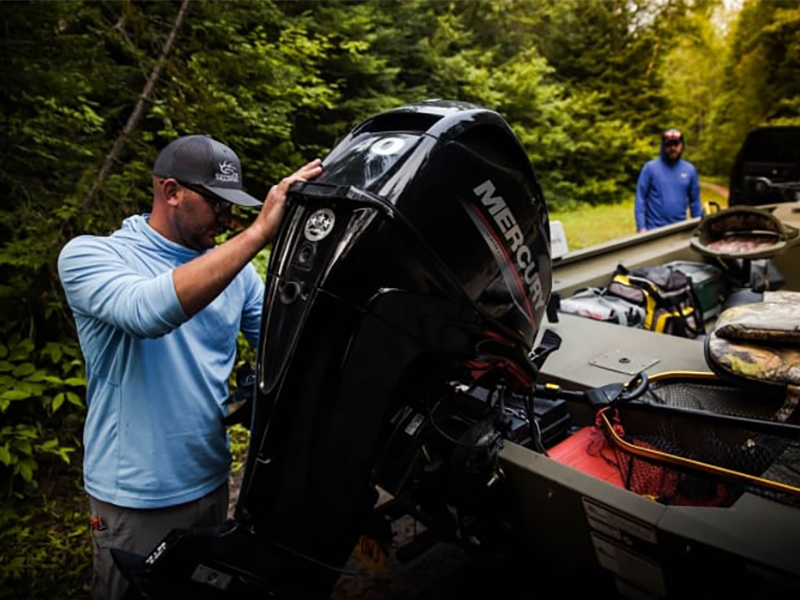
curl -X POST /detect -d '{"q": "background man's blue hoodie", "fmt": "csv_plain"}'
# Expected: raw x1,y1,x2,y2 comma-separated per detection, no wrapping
635,137,701,230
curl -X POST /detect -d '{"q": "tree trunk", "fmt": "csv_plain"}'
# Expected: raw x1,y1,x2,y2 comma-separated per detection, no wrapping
80,0,191,212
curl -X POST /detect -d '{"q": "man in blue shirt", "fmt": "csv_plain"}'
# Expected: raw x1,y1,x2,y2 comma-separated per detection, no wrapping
635,128,702,232
58,135,322,600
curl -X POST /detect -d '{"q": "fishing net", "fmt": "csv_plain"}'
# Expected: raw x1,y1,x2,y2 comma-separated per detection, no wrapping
599,375,800,508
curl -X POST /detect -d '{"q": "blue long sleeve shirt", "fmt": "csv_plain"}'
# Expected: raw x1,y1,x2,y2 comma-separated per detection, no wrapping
635,157,702,231
58,215,264,508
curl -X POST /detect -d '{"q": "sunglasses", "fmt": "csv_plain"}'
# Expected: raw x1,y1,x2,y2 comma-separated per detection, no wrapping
177,181,233,214
662,129,682,141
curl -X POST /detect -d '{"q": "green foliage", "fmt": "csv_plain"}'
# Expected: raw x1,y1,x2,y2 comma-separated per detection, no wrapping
155,1,338,188
229,424,251,475
658,3,728,174
708,0,800,175
0,331,88,597
0,333,84,494
0,482,91,600
493,57,652,208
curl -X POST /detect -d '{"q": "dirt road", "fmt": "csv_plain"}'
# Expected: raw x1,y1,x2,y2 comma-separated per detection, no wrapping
700,180,729,199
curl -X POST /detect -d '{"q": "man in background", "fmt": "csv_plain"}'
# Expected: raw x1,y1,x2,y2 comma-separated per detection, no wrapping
635,128,702,233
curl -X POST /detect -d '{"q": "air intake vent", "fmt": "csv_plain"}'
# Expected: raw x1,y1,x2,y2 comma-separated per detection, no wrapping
356,112,442,135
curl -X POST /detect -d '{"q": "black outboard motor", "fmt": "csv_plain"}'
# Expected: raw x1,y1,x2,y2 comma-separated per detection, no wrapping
119,100,552,599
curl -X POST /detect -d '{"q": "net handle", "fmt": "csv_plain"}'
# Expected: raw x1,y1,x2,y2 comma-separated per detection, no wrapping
598,410,800,498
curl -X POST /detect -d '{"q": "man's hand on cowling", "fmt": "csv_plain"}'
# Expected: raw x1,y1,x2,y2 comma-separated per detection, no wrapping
252,159,324,244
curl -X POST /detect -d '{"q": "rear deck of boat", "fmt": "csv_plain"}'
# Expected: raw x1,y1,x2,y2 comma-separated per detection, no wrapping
498,201,800,599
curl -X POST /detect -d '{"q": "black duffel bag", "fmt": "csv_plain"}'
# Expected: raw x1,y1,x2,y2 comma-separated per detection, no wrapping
606,264,705,339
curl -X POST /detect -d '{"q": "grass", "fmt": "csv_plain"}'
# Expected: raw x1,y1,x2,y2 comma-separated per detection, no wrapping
550,202,636,251
551,181,730,251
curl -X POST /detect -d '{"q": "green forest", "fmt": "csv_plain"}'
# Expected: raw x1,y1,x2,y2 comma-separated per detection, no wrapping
1,0,799,597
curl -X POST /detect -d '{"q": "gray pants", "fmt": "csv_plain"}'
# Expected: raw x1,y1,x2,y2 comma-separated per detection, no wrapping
88,483,229,600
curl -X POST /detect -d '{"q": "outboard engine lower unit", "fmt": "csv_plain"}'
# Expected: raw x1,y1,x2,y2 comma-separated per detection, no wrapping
120,100,552,599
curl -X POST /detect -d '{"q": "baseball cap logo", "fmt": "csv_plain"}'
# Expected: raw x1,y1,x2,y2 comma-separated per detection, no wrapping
216,160,240,183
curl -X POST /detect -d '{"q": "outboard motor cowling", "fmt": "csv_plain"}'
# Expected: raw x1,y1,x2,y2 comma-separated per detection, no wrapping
121,100,552,600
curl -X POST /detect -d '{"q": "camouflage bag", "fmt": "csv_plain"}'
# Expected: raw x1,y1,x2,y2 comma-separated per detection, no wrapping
705,291,800,421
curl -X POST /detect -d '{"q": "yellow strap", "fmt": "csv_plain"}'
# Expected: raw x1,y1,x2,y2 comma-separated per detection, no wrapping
614,275,659,329
654,311,669,332
644,293,657,330
654,306,695,333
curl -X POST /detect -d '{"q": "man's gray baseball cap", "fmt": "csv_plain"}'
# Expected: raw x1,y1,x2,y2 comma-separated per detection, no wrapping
153,135,262,207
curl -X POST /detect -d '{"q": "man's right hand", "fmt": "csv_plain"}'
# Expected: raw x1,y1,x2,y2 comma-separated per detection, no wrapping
174,159,323,317
638,228,647,234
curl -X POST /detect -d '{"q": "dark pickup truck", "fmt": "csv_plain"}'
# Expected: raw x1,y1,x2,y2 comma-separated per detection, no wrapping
729,125,800,206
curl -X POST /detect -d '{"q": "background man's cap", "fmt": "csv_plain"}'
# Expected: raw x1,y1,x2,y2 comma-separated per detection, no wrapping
153,135,262,207
662,128,684,144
